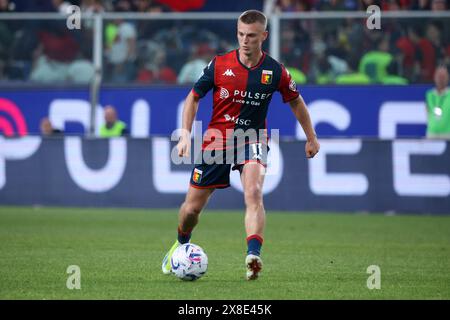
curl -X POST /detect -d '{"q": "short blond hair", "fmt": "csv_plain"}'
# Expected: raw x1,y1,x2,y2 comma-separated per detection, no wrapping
238,10,267,30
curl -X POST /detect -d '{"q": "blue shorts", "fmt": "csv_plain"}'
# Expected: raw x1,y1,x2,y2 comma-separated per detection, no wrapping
190,143,269,189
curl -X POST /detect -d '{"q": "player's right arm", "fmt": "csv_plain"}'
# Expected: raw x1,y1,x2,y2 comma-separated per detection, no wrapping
177,91,200,157
177,58,216,157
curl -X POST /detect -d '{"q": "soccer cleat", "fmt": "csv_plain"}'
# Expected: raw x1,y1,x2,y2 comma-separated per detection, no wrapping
162,240,181,274
245,254,263,280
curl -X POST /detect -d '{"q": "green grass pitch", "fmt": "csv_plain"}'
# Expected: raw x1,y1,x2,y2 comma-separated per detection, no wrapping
0,206,449,299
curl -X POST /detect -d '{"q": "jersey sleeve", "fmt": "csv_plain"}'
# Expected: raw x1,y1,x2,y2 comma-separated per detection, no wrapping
278,64,300,103
192,58,216,98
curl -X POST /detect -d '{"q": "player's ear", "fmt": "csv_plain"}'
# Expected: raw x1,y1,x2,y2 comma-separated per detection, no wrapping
262,30,268,41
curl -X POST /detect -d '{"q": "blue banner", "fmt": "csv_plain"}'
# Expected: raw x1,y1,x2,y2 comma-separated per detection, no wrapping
0,85,431,138
0,137,449,214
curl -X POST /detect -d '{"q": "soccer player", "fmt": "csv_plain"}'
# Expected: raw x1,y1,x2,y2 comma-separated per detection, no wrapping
162,10,320,280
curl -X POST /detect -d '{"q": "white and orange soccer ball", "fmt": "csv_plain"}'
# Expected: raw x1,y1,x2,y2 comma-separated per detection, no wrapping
171,243,208,281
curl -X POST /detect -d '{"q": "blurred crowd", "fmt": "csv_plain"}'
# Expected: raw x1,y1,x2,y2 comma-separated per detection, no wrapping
274,0,450,11
280,5,450,84
0,0,448,85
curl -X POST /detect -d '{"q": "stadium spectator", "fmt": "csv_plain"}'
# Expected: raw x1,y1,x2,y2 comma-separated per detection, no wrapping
104,10,137,83
280,22,311,76
425,66,450,139
0,0,448,85
383,0,402,10
135,41,177,84
286,65,308,84
156,0,205,11
317,0,359,10
417,22,441,82
133,0,172,41
81,0,105,29
0,0,14,80
82,0,105,12
16,0,54,12
29,29,81,83
358,36,395,83
396,27,418,80
381,58,409,84
400,25,435,82
99,105,129,137
431,0,447,10
40,117,63,136
30,55,68,83
426,21,447,70
177,43,214,84
66,52,95,84
133,0,169,12
0,0,14,11
196,0,263,12
52,0,72,14
276,0,316,12
411,0,431,10
335,55,371,84
37,28,80,63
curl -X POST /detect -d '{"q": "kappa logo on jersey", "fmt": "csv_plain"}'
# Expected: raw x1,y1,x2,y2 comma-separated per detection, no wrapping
219,87,230,99
192,168,203,183
261,70,273,85
222,69,235,77
289,79,297,92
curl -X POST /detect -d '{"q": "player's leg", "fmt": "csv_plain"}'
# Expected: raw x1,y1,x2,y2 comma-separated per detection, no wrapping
162,155,231,275
180,159,231,242
241,162,266,237
240,161,266,280
162,186,214,274
177,186,215,243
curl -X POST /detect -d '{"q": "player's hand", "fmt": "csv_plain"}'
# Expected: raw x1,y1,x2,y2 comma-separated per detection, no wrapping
177,133,191,157
305,137,320,159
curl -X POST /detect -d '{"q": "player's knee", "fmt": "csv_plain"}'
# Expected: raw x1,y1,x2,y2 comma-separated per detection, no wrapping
182,202,202,216
244,186,263,207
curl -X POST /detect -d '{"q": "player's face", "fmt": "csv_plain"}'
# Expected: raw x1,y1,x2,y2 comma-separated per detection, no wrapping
237,21,268,57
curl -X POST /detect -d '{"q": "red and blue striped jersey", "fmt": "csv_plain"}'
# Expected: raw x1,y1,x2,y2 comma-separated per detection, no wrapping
192,49,299,150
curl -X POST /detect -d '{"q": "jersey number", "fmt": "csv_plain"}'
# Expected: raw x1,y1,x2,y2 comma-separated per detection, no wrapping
251,143,263,160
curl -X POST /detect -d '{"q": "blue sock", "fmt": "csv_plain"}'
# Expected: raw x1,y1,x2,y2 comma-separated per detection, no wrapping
177,227,192,244
247,235,263,256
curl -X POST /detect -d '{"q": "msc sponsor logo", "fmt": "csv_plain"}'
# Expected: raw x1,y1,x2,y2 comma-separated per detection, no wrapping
224,114,251,126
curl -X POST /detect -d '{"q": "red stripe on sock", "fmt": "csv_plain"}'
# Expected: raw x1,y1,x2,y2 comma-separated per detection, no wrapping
246,234,264,244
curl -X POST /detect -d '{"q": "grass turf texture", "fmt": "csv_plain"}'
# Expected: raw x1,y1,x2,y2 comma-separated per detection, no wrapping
0,206,449,299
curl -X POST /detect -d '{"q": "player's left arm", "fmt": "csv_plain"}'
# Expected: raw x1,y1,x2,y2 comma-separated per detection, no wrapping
289,96,320,158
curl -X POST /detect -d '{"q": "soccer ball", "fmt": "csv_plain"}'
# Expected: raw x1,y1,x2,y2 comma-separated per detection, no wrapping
171,243,208,281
